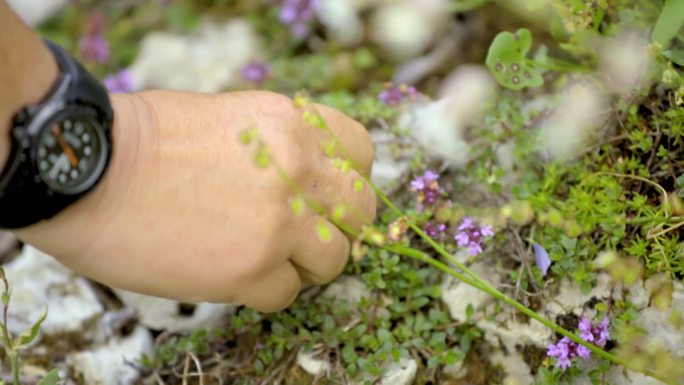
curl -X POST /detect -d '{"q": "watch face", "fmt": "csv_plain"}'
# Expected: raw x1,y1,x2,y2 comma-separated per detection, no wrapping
36,116,109,195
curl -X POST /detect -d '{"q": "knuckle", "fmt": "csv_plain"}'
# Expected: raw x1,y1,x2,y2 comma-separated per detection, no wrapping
279,147,313,182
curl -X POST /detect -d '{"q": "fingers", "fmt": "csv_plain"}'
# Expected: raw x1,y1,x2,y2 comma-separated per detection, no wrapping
242,262,302,313
310,103,374,176
314,164,376,236
290,216,351,284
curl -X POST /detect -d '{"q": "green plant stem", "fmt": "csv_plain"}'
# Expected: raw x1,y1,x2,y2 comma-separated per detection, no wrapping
384,244,673,384
10,353,19,385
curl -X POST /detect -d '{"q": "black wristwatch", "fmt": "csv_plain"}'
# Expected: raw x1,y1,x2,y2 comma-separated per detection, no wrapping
0,40,114,229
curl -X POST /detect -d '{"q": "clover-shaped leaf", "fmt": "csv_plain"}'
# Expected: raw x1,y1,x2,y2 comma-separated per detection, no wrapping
486,28,544,90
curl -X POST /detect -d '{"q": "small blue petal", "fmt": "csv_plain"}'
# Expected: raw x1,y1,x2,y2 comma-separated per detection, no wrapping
533,243,552,276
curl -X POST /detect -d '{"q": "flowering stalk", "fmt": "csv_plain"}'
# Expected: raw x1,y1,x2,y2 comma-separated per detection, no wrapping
283,98,673,384
369,179,673,385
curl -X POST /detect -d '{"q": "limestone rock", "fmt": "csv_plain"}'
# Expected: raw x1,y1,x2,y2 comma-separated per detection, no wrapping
113,289,234,332
129,19,260,93
323,275,370,305
370,130,413,189
296,351,331,376
379,358,417,385
7,0,69,26
3,246,103,336
441,262,497,323
67,325,153,385
544,273,612,318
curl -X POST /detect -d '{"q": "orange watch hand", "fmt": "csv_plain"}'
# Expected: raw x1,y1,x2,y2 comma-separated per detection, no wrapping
52,126,78,167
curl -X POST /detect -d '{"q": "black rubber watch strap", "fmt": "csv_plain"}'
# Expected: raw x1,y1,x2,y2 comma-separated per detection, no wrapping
0,40,113,229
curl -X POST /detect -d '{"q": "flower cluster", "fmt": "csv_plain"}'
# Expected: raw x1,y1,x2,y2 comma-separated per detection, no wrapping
409,170,443,208
378,83,420,106
424,221,447,239
103,69,134,93
279,0,319,38
454,217,494,256
79,12,110,63
241,61,272,84
547,316,611,371
387,217,409,242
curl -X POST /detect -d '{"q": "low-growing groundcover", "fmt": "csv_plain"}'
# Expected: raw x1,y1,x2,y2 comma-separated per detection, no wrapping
4,0,683,384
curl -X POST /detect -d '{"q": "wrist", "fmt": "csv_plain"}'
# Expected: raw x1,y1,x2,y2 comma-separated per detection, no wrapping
0,5,59,170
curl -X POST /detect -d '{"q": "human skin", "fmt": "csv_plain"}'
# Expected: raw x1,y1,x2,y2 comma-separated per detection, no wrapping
1,1,376,312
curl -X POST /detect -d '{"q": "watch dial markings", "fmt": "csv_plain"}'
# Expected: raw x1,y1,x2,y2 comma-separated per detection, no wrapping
36,118,106,194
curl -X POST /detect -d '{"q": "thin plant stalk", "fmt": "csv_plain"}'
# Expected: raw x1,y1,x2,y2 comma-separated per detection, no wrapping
370,181,674,383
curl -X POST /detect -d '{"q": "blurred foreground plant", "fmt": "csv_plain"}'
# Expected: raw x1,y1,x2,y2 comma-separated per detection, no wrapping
0,268,59,385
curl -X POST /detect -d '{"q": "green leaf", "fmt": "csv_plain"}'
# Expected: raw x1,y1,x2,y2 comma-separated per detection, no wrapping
486,28,544,90
465,303,474,321
17,306,48,347
652,0,684,48
37,369,61,385
663,49,684,66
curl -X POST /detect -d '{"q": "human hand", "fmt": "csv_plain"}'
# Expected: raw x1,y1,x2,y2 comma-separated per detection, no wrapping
15,90,376,312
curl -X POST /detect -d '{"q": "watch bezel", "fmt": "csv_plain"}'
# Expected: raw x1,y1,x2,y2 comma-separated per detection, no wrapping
32,106,110,195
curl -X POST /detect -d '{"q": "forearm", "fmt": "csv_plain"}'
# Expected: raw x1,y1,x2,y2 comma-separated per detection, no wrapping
0,1,59,168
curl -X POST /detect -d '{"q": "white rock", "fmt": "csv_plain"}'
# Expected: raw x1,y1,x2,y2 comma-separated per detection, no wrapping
441,262,496,322
129,19,260,93
600,31,652,94
480,318,553,350
633,281,684,357
113,289,234,332
7,0,69,26
538,81,608,160
3,246,103,336
296,351,331,376
370,130,413,189
400,66,496,166
316,0,364,46
544,273,612,318
370,1,449,58
379,358,417,385
394,22,466,85
626,279,649,310
323,275,370,304
489,350,534,385
68,325,153,385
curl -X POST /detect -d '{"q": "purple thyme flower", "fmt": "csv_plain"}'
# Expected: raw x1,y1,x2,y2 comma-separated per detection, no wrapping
425,222,447,239
595,317,611,347
578,317,594,342
454,217,494,256
547,316,612,371
279,0,320,38
242,61,271,84
79,12,110,63
103,69,134,93
409,170,443,209
378,83,420,106
532,243,552,276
